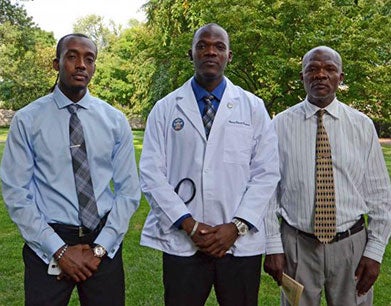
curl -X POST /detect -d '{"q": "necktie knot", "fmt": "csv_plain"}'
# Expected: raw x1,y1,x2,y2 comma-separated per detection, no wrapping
203,95,214,105
317,109,326,123
67,104,79,114
317,109,325,117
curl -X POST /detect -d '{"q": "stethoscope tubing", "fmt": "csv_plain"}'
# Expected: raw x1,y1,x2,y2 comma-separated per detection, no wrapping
174,178,196,204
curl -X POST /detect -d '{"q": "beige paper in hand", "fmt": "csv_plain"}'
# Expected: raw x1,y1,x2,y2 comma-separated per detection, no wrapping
281,273,304,306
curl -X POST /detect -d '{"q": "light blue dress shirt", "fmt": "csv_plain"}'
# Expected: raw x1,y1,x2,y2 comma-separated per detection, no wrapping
191,76,227,114
0,86,141,263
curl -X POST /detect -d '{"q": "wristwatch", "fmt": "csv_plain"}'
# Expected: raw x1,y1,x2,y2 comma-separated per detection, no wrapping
93,245,107,258
232,218,249,236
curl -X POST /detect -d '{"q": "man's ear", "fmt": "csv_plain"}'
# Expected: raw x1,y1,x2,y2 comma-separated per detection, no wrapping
188,49,193,61
228,50,233,63
339,72,345,83
53,58,59,71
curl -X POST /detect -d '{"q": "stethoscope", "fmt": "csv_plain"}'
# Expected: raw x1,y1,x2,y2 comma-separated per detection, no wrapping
174,178,196,205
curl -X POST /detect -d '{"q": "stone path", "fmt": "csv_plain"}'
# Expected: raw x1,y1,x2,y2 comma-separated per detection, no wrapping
380,139,391,145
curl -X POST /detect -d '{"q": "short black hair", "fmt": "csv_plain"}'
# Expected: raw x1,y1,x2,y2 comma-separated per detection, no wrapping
192,23,230,48
55,33,98,59
302,46,343,72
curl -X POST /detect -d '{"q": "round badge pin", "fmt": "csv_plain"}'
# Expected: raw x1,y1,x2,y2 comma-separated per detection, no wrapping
172,118,185,131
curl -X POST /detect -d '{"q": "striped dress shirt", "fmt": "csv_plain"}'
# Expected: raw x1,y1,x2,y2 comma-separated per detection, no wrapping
265,98,391,263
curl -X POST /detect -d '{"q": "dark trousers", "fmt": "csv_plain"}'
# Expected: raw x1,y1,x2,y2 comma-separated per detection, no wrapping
23,243,125,306
163,251,262,306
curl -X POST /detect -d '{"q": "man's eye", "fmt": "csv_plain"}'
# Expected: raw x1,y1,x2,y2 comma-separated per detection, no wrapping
216,45,226,51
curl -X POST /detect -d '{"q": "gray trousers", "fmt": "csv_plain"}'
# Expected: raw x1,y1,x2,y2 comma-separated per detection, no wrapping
281,221,373,306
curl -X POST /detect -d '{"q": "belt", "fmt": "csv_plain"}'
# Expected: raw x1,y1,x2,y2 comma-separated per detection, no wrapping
284,216,365,243
49,213,108,245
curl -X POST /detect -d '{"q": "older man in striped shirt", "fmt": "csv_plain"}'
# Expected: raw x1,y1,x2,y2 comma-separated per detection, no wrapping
264,46,391,306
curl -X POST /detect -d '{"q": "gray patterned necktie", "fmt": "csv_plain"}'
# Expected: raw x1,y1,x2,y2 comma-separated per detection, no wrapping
68,104,100,230
314,109,336,243
202,95,216,139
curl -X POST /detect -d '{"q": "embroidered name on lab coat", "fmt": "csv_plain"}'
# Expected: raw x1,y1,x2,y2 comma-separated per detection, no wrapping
228,120,250,126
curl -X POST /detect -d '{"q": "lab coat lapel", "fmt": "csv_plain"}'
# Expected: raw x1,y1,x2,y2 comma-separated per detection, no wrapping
176,80,206,140
208,80,238,140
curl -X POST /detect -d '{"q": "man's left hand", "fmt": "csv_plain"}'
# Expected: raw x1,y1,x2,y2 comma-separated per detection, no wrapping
355,256,380,296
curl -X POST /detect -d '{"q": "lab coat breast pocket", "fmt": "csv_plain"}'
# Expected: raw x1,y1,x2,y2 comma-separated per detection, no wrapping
223,125,253,165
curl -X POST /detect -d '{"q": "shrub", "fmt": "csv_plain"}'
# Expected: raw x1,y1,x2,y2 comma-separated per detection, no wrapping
373,118,391,138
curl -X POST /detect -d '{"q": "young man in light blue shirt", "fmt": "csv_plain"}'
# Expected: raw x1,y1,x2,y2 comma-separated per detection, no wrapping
1,33,140,305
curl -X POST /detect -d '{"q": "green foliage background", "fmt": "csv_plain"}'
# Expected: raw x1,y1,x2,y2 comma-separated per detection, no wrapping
1,0,390,121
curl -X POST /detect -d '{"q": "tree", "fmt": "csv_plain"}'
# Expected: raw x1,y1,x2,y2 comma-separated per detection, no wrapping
73,14,120,50
91,20,159,117
0,0,56,110
139,0,391,118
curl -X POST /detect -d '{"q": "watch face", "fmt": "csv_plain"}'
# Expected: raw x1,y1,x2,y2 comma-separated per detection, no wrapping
239,224,248,235
233,219,248,236
94,246,106,257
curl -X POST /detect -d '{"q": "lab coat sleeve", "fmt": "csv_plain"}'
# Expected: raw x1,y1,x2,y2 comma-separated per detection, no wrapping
139,101,190,233
264,117,284,254
234,96,280,232
264,188,284,254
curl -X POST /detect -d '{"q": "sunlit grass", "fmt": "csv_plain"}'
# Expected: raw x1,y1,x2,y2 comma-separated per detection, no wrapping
0,131,390,305
0,127,8,142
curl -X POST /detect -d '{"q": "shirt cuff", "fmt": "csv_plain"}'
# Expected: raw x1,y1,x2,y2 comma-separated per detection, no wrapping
363,239,386,263
41,232,66,260
265,235,284,255
173,213,192,229
94,229,120,259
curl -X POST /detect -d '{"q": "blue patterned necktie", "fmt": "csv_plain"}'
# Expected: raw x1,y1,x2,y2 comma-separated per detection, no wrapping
314,109,336,243
68,104,100,230
202,95,216,139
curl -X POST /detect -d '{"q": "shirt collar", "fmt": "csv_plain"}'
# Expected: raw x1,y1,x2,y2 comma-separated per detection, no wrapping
53,85,92,110
303,96,340,120
191,77,227,102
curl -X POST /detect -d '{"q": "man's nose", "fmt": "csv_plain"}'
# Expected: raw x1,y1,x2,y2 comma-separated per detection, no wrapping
314,69,328,80
75,58,86,69
204,45,217,56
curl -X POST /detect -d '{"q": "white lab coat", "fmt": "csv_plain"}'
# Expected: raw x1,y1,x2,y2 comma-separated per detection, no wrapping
140,77,280,256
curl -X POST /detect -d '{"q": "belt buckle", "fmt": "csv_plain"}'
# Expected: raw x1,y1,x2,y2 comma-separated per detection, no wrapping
78,227,85,237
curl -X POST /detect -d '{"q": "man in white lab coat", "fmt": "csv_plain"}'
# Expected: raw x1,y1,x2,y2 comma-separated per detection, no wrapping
139,23,280,306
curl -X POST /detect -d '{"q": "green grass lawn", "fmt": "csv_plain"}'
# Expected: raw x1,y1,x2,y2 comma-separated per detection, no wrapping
0,127,9,142
0,132,390,305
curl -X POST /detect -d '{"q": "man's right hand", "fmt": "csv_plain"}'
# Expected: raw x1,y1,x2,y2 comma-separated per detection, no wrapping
56,244,100,282
181,217,213,248
263,253,286,286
